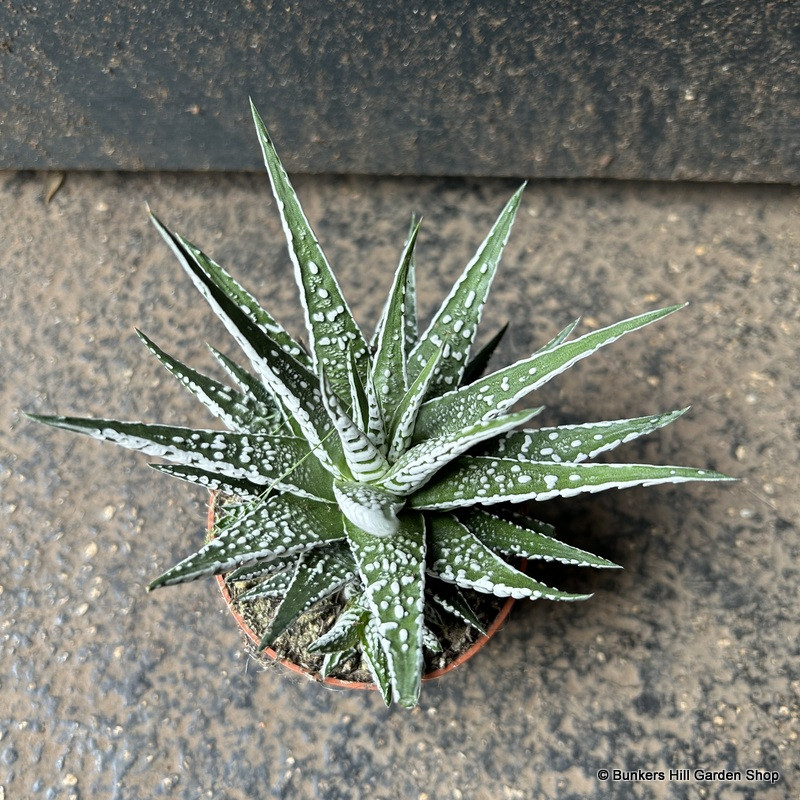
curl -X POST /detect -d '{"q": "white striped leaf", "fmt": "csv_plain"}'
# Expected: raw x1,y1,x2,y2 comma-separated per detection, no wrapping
345,347,369,434
369,213,421,354
410,457,734,511
27,415,333,500
137,330,276,434
308,599,369,653
379,407,543,496
461,508,619,568
320,369,389,482
251,102,370,398
403,214,419,352
258,543,357,648
147,493,346,589
344,348,388,454
346,512,427,708
426,577,486,634
371,221,420,416
387,340,447,463
333,480,403,537
148,463,266,501
238,567,294,601
427,515,591,600
422,626,442,653
208,347,305,438
345,349,388,453
150,214,346,475
209,345,302,437
360,351,388,453
207,345,285,428
361,613,393,706
150,217,309,367
321,648,358,679
412,305,685,443
480,409,689,464
228,554,297,583
408,185,524,395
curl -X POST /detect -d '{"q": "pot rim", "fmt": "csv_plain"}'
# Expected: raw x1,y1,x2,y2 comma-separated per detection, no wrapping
209,491,518,690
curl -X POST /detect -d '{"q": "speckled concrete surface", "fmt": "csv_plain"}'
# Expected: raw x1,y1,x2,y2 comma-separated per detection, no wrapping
2,170,798,799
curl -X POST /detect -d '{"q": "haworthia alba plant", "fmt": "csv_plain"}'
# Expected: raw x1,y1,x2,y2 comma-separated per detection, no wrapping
28,102,733,708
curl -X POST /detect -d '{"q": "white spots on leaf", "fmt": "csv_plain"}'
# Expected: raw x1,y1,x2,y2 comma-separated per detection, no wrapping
326,305,345,323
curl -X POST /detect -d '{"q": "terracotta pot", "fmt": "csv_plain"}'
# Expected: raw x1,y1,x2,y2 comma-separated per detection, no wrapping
209,493,518,691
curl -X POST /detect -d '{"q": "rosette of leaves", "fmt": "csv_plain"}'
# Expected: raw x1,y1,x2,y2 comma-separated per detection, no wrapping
29,102,731,707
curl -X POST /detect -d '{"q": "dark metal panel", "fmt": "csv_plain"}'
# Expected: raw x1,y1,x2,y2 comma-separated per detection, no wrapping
1,1,798,181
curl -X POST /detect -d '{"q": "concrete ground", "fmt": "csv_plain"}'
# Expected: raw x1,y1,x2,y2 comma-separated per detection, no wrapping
2,168,798,799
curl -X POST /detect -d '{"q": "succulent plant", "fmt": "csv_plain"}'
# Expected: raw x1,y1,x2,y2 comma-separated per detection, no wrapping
29,102,731,707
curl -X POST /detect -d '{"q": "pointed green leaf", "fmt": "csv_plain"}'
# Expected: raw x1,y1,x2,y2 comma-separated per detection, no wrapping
148,463,266,500
413,305,686,443
380,407,543,496
136,330,274,434
410,456,734,511
28,414,333,500
361,353,387,453
361,614,393,706
371,221,420,415
345,347,369,434
403,214,419,352
480,409,689,464
461,508,619,568
150,216,309,367
320,648,358,678
228,554,296,583
346,512,427,708
345,348,388,453
209,345,302,437
259,543,357,649
422,626,442,653
238,567,294,601
535,318,581,354
147,494,345,589
207,345,285,428
149,213,345,474
251,102,370,398
386,340,447,463
426,577,486,634
308,598,369,653
408,185,525,395
460,322,508,385
320,369,389,482
428,515,591,600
